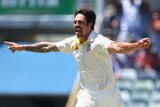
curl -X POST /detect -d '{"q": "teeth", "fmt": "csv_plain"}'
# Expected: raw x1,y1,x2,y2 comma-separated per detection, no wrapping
76,29,81,32
76,28,81,30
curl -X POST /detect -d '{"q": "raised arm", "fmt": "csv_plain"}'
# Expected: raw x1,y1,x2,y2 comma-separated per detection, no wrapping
108,38,151,54
4,41,60,53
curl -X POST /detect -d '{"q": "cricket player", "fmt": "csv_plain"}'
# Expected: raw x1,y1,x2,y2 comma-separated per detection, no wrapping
4,9,150,107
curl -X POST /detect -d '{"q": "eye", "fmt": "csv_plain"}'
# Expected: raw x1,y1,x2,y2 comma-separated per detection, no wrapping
79,21,83,24
74,20,85,25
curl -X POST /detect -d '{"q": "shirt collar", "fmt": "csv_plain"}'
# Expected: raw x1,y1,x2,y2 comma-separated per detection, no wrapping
87,30,97,43
75,30,97,45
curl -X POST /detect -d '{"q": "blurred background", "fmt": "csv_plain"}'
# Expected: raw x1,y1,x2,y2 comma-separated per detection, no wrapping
0,0,160,107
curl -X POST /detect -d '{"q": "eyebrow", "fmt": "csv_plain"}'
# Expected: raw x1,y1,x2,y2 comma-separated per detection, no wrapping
74,20,85,24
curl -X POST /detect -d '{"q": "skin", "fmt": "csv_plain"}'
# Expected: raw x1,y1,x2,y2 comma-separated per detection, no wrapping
74,14,92,44
4,13,151,54
4,41,60,53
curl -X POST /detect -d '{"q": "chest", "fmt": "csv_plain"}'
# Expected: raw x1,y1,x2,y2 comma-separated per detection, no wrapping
72,42,98,61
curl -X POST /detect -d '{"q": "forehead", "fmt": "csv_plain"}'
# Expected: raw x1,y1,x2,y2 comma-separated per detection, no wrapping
74,14,86,21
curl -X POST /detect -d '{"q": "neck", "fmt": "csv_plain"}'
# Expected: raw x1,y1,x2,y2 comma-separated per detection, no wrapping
79,30,92,44
79,37,87,44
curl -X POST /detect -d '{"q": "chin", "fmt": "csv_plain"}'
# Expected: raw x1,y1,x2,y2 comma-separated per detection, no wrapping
76,35,81,38
75,33,81,38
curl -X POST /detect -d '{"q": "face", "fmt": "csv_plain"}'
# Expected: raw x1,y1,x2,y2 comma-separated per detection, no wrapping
153,19,160,31
74,14,92,39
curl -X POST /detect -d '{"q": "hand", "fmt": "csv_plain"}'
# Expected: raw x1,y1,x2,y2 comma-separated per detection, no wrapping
137,38,151,49
4,41,24,53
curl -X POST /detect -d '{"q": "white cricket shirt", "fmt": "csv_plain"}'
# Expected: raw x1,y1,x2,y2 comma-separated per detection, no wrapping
56,30,116,90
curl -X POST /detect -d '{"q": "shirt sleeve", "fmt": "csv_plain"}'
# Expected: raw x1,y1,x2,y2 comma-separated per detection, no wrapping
56,36,75,54
100,36,114,55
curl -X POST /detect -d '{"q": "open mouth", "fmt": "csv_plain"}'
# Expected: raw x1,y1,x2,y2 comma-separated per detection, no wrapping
75,27,82,32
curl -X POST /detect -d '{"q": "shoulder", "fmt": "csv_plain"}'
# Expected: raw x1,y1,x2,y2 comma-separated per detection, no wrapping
56,35,76,47
95,33,113,43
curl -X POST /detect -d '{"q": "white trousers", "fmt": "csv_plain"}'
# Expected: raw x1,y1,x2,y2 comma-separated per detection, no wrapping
75,86,124,107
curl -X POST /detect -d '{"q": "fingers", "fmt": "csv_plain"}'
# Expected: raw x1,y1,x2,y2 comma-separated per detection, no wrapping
142,38,150,40
7,46,15,53
138,38,151,49
144,38,151,45
143,40,150,48
4,41,16,46
4,41,16,53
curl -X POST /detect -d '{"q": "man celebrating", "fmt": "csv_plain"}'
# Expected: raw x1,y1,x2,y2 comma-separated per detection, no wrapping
4,9,150,107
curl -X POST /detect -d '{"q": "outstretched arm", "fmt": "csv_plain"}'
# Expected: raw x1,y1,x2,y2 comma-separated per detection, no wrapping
4,41,60,53
108,38,151,54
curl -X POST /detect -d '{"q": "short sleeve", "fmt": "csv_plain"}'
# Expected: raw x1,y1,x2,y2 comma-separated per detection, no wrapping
56,36,75,54
97,35,114,55
103,37,114,50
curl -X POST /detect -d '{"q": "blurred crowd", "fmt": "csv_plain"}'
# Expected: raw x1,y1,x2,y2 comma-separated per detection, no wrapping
100,0,160,80
0,0,159,80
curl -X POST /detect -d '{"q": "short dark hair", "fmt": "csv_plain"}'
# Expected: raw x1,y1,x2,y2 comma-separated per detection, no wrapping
74,9,96,30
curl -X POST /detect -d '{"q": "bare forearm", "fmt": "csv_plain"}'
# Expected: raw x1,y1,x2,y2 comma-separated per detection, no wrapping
21,42,60,53
4,41,60,53
108,38,150,54
114,42,138,54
